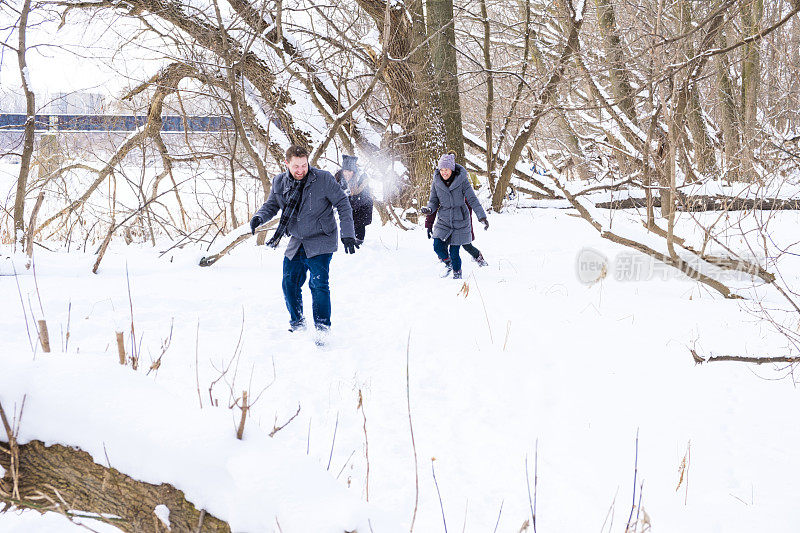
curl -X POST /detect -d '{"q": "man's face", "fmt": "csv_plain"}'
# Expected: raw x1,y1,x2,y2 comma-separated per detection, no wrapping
286,156,309,180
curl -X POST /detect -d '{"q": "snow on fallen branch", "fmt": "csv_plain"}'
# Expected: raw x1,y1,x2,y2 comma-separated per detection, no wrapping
198,219,278,267
690,349,800,366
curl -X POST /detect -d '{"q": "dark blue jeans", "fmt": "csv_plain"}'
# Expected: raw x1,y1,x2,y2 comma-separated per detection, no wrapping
282,246,333,328
433,238,462,272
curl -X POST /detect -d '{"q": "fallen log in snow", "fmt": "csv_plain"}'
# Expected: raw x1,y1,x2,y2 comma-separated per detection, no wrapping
595,195,800,211
0,439,230,532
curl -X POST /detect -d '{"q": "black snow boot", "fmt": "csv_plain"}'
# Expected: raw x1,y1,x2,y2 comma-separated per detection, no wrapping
453,270,463,280
474,253,488,267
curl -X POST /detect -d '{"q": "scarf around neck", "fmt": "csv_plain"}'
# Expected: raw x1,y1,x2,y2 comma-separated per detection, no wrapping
266,174,307,248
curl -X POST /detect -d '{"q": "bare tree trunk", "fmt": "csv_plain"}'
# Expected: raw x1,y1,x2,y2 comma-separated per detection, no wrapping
680,0,717,178
356,0,445,206
594,0,638,123
664,3,730,227
717,26,742,182
740,0,764,182
427,0,465,162
13,0,35,250
480,0,495,189
555,112,590,181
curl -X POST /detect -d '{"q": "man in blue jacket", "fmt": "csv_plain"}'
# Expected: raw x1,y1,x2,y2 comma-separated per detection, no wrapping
250,145,359,338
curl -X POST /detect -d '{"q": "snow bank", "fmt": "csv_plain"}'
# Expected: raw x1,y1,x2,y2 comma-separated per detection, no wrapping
0,352,401,532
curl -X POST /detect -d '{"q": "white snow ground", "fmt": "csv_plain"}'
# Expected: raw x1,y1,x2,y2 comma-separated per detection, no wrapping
3,208,800,532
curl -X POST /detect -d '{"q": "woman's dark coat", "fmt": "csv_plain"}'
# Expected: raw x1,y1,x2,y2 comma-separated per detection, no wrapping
335,170,373,228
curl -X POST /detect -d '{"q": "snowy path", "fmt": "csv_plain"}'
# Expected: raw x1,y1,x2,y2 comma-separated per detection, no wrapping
3,209,800,531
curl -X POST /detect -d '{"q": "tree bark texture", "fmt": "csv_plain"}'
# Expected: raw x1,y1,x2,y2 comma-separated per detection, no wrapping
355,0,446,206
739,0,764,182
13,0,35,249
716,26,742,181
426,0,465,163
0,440,230,532
679,0,717,177
480,0,495,186
594,0,638,124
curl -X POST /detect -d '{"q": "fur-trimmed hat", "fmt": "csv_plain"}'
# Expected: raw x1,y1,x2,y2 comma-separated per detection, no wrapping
341,154,359,172
437,153,456,171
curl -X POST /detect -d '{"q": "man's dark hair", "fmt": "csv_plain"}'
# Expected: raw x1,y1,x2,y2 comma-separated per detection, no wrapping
285,144,310,161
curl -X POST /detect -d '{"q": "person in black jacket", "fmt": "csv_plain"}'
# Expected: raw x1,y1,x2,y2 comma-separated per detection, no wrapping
334,155,374,244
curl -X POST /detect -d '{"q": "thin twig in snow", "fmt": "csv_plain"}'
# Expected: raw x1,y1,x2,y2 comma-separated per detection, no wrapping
195,319,202,409
601,488,618,533
326,412,339,471
492,500,504,533
407,331,420,532
358,389,370,501
269,404,301,437
30,255,45,317
625,428,640,532
635,480,645,528
470,274,493,343
526,439,539,532
306,417,312,455
336,449,357,480
431,458,448,533
12,260,34,354
125,262,138,370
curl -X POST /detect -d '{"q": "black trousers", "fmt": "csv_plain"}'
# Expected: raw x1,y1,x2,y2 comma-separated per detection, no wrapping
462,242,481,259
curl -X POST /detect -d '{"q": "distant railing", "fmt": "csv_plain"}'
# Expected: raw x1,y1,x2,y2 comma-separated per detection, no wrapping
0,114,234,132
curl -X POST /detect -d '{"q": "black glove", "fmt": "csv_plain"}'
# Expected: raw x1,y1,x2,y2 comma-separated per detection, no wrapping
427,227,432,239
342,237,360,254
420,206,432,215
250,215,262,235
480,218,489,231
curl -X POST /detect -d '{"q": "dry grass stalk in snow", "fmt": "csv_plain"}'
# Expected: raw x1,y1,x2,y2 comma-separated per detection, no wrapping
36,320,50,353
236,390,248,440
116,332,126,366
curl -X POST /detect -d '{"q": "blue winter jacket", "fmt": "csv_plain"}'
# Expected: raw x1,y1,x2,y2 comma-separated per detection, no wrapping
255,166,355,258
